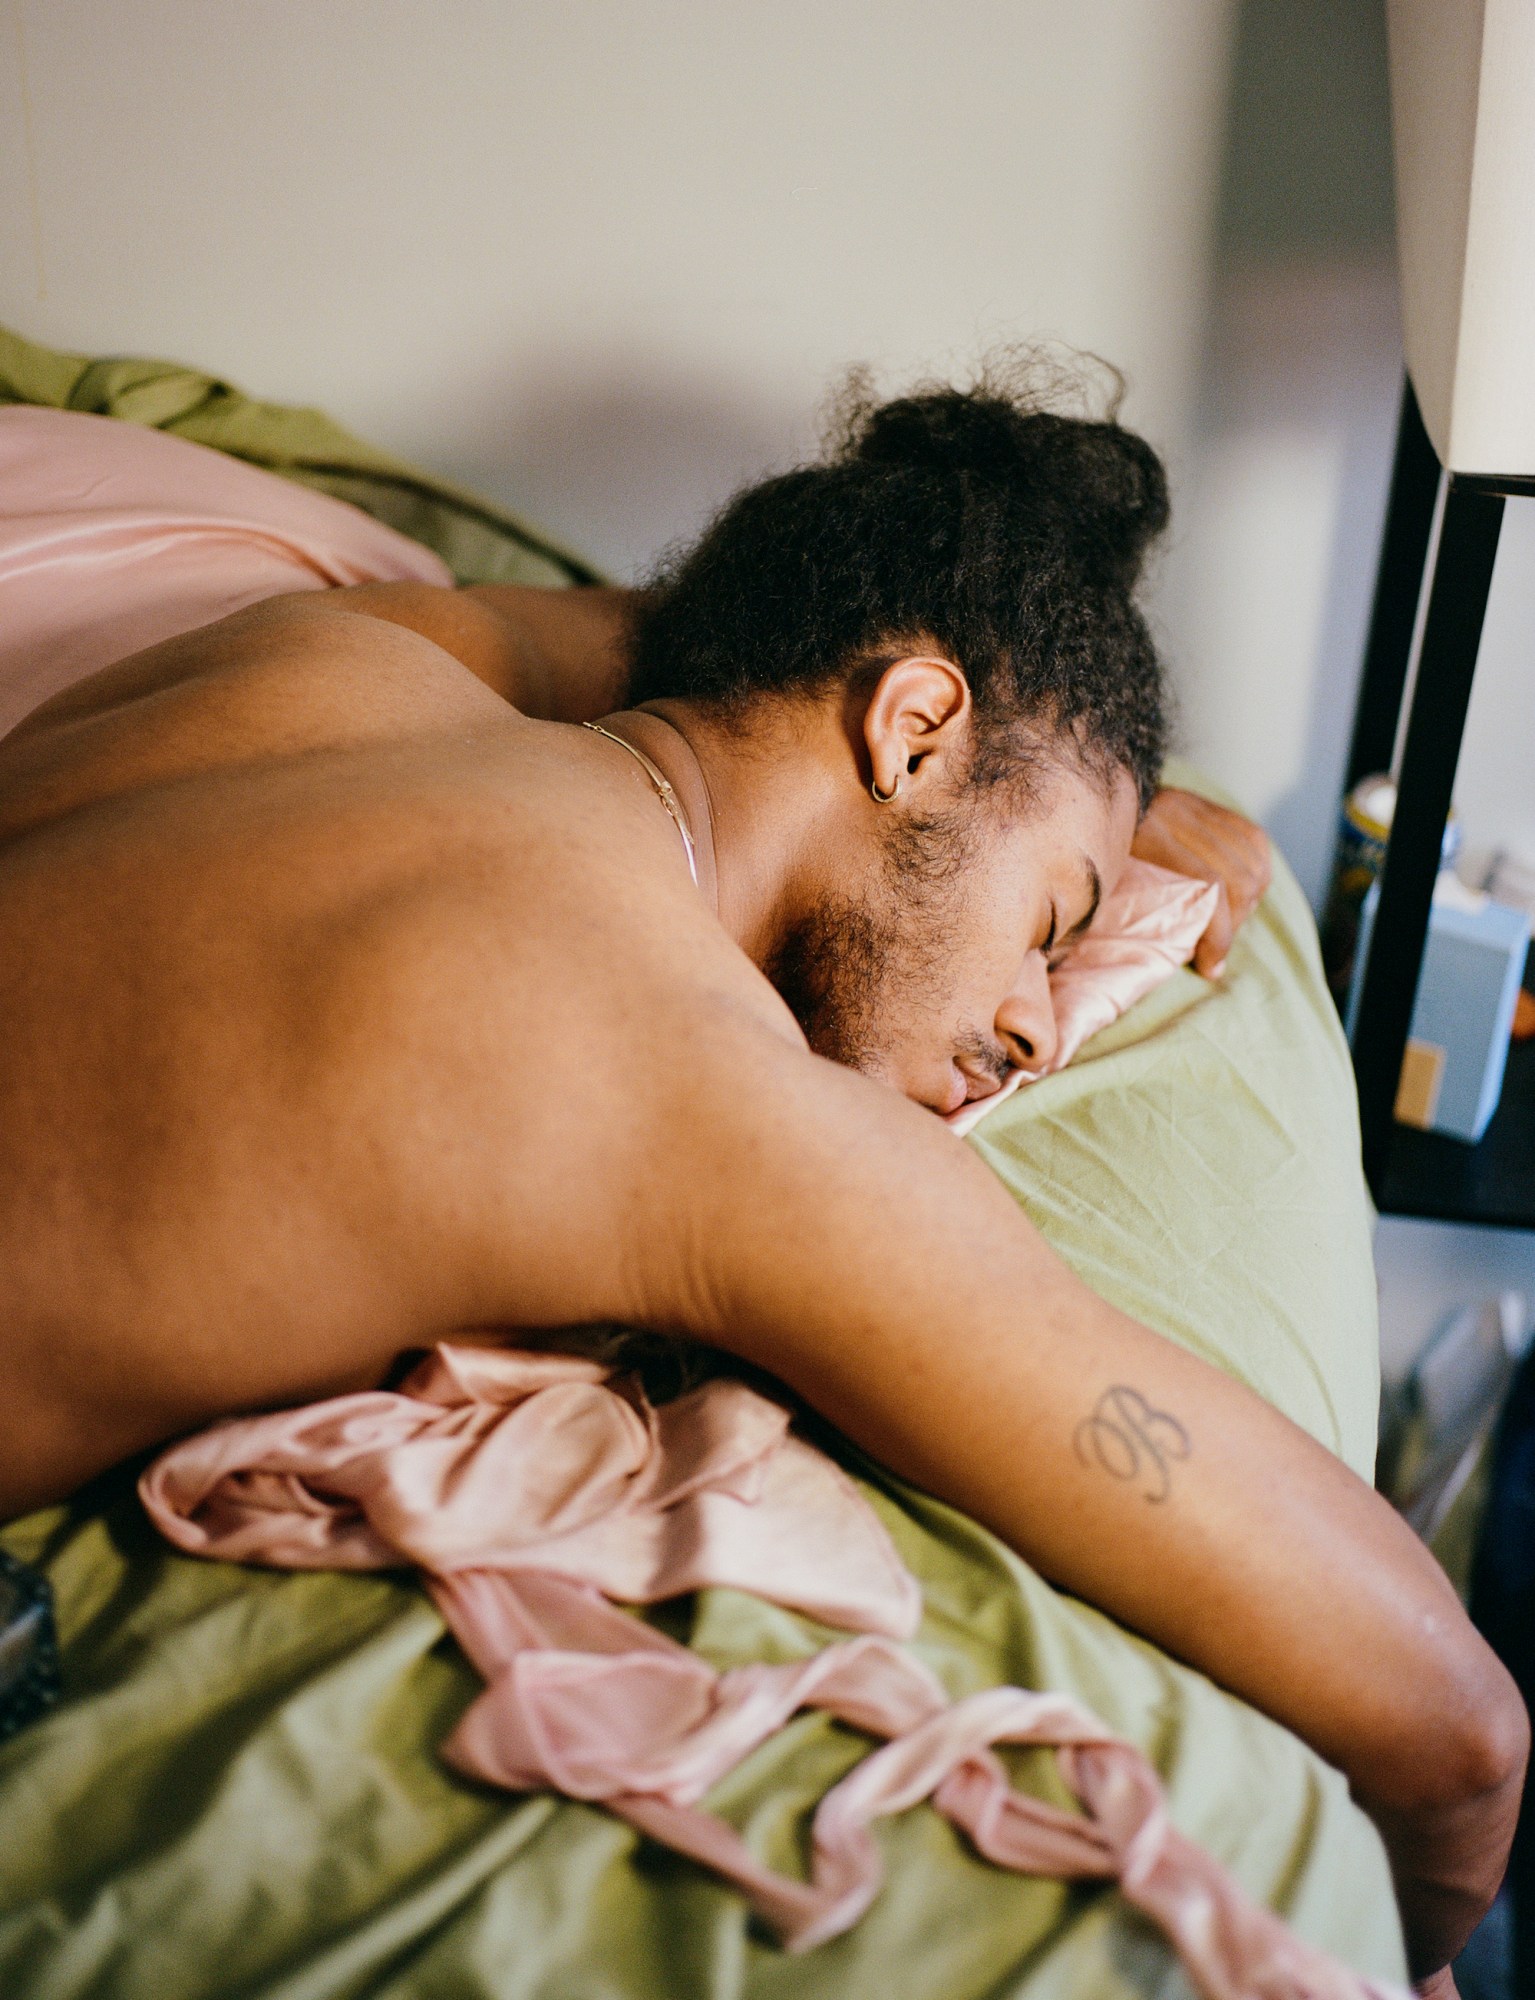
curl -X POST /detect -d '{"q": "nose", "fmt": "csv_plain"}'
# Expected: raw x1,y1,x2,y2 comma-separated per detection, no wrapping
995,953,1059,1073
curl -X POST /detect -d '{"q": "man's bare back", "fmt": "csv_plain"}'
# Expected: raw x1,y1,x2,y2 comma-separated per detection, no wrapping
0,592,798,1505
0,376,1524,1987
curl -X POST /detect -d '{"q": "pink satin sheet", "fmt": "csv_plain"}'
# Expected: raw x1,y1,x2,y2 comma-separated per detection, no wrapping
0,404,450,739
142,1346,1404,1998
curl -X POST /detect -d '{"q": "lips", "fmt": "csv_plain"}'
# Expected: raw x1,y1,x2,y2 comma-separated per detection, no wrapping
940,1068,970,1116
945,1063,1010,1114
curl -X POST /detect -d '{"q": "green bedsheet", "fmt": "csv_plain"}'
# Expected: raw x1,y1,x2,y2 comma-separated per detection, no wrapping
0,330,1405,1999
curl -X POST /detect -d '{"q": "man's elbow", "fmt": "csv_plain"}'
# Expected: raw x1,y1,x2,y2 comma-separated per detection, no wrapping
1432,1645,1528,1811
1364,1642,1528,1975
1358,1623,1527,1832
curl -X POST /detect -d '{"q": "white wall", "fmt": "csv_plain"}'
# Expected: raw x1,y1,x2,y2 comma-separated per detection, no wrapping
0,0,1233,583
1173,0,1535,1379
1163,0,1535,909
1455,495,1535,884
1159,0,1404,905
1166,251,1404,903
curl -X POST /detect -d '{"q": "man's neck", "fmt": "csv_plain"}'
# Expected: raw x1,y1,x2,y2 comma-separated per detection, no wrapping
597,700,845,970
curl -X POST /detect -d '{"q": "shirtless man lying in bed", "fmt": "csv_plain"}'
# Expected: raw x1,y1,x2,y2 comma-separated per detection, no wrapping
0,381,1521,1991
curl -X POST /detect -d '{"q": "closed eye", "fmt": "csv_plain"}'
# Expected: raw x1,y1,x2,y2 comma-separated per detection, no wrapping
1045,860,1103,968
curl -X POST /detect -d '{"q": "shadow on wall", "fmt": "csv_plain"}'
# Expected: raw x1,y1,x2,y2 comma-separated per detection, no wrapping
1172,254,1403,909
1259,267,1402,898
1165,0,1402,909
425,348,820,584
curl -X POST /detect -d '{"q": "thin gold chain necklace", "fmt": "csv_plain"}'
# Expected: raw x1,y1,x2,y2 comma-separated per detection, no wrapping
581,722,699,885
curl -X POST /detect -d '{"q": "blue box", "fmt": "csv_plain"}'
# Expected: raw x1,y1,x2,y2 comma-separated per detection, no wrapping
1347,878,1530,1142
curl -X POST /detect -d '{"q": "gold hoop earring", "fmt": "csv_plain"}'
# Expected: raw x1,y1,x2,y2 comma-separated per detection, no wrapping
870,774,900,804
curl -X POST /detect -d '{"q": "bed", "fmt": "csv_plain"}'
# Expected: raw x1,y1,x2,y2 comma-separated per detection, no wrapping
0,327,1406,1999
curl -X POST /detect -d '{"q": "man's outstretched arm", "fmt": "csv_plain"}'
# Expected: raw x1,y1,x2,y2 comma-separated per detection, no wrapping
631,1020,1526,1986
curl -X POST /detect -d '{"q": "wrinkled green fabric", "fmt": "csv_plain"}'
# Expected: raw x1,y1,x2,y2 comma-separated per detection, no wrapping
0,332,1403,1997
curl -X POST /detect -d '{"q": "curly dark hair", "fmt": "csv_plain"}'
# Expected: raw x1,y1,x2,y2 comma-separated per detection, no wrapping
627,360,1170,809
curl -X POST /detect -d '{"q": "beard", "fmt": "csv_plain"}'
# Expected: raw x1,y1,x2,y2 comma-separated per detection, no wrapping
763,890,893,1071
763,803,977,1076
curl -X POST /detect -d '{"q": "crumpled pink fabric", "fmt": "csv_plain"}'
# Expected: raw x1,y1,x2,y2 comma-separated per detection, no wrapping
0,404,450,739
142,1346,1406,1998
946,859,1222,1136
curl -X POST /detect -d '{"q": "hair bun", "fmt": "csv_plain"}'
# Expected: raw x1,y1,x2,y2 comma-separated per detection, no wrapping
842,384,1168,582
850,392,1033,484
629,358,1170,808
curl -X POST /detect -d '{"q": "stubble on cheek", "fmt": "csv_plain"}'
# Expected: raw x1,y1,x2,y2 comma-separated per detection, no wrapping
762,894,886,1072
763,810,978,1080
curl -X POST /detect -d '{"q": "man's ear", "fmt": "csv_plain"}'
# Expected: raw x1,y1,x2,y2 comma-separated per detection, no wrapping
862,655,972,802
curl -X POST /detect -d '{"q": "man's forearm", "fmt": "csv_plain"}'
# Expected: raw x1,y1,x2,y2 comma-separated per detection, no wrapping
1367,1764,1526,1981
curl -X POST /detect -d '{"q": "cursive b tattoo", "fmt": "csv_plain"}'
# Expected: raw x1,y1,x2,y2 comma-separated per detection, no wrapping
1073,1386,1191,1504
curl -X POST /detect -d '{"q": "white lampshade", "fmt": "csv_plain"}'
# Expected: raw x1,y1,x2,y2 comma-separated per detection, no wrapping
1388,0,1535,475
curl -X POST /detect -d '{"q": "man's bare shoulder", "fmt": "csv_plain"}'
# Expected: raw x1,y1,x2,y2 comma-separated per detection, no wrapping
0,598,810,1494
0,591,513,842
